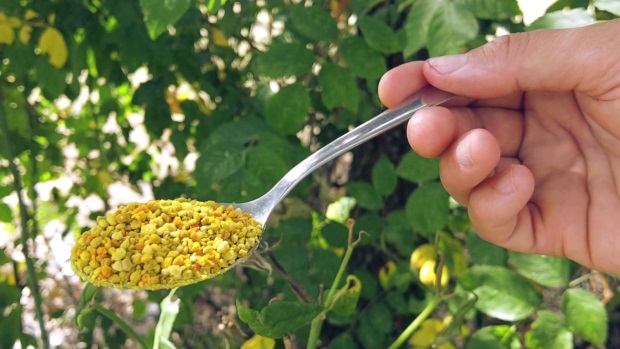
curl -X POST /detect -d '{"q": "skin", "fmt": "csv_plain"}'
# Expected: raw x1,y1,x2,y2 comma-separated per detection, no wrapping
378,19,620,274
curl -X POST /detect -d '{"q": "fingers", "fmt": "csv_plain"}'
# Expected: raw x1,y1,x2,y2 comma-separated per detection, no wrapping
407,106,523,159
439,129,501,205
468,164,536,252
378,61,428,108
423,19,620,99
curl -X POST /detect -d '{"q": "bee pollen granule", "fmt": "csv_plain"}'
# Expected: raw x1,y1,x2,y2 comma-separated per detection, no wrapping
70,199,262,289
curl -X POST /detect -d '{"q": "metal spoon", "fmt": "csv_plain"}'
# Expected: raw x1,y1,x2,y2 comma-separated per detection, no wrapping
72,86,457,289
230,86,456,225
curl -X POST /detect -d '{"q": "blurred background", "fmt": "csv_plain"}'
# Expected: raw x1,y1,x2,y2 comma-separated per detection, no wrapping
0,0,619,348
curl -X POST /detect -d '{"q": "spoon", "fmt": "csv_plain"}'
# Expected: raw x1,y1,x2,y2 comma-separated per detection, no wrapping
71,86,457,289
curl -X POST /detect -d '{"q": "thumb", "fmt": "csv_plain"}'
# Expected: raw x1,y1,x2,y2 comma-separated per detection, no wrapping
423,19,620,99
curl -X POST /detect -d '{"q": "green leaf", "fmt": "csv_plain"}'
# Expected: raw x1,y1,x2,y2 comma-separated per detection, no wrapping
383,210,417,255
322,222,349,248
265,83,310,135
562,288,608,345
340,37,386,80
358,16,402,53
206,0,228,13
153,289,180,349
330,275,362,316
525,311,573,349
459,265,542,321
246,145,289,194
426,1,479,56
289,5,339,42
372,156,397,197
4,88,31,139
236,300,324,338
396,151,439,182
403,0,442,57
0,305,22,349
75,284,98,329
405,182,449,236
318,63,360,112
328,333,356,349
0,282,21,310
508,252,570,288
456,0,521,20
140,0,191,40
252,42,315,78
467,233,507,266
195,142,246,186
35,58,66,99
0,203,11,222
528,8,595,30
594,0,620,15
347,181,383,211
466,325,522,349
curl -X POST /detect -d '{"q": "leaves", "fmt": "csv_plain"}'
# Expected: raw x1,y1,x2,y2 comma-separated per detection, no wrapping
509,252,570,288
236,300,324,338
318,63,360,112
404,0,479,57
525,311,573,349
140,0,192,39
562,288,608,344
340,36,386,80
264,83,310,135
456,0,521,20
396,151,439,182
38,27,68,68
459,265,542,321
252,42,315,78
241,335,276,349
358,16,401,53
153,289,180,349
594,0,620,16
466,325,521,349
371,156,397,196
528,8,595,30
330,275,362,316
289,5,339,42
347,181,383,211
405,182,450,235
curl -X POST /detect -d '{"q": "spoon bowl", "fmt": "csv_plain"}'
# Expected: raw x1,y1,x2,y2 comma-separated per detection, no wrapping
71,86,458,289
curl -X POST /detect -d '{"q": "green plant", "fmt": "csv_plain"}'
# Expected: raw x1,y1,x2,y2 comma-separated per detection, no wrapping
0,0,619,348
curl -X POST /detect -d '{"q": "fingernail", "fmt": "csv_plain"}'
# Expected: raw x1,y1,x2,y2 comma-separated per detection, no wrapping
493,167,516,195
455,138,473,167
428,54,467,74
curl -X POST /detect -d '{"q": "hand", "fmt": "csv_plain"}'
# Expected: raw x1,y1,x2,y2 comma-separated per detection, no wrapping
378,19,620,274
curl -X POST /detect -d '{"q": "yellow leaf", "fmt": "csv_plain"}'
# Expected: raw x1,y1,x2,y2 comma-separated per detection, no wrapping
240,334,275,349
38,27,68,68
6,16,21,27
0,23,14,45
24,10,38,20
47,13,55,25
210,27,228,47
19,25,31,44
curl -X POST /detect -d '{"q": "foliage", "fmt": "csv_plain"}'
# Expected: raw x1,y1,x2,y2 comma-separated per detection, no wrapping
0,0,619,348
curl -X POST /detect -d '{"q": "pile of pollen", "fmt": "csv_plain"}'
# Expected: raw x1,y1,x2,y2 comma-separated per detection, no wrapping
71,199,262,289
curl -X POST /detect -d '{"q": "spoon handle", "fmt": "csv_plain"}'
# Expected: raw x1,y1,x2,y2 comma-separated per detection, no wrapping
244,86,456,223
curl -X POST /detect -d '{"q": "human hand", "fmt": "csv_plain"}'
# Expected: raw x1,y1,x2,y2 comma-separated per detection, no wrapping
378,19,620,274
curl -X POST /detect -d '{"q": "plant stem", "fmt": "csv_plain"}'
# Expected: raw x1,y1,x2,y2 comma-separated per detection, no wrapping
306,243,354,349
386,296,441,349
0,91,50,349
93,303,149,349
